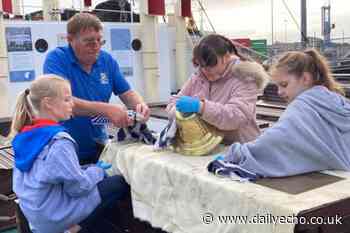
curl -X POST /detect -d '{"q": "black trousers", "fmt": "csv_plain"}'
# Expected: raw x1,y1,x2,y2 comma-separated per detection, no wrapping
79,143,105,165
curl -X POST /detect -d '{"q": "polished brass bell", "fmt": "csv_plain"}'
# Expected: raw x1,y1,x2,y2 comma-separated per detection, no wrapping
173,111,223,156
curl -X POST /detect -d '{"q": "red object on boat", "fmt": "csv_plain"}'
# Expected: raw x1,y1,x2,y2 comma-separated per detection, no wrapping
2,0,13,13
148,0,165,15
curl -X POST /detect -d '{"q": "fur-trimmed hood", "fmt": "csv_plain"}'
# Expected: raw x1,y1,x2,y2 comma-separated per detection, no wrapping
230,60,269,90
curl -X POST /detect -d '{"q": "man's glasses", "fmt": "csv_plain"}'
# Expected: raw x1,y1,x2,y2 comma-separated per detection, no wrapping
79,37,106,47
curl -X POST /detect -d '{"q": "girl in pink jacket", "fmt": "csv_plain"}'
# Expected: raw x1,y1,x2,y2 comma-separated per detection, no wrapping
166,34,269,144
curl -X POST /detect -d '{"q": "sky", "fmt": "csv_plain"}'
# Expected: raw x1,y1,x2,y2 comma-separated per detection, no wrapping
192,0,349,44
21,0,349,44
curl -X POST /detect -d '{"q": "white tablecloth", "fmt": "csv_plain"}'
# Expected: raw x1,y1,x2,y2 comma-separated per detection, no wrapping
100,141,350,233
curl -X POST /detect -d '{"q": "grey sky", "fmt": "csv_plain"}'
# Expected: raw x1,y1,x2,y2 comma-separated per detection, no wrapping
22,0,349,44
196,0,349,44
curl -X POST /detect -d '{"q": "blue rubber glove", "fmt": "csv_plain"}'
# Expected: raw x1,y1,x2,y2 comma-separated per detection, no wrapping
214,154,225,161
96,161,112,170
96,161,112,177
176,96,200,113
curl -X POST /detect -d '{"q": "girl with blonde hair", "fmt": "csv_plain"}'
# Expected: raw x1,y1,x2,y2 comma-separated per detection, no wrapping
11,74,128,233
208,49,350,179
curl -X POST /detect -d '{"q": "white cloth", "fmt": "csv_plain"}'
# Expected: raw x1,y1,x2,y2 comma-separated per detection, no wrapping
100,141,350,233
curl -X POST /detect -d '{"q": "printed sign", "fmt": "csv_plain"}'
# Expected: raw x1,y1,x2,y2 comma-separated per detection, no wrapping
110,28,133,77
5,27,35,82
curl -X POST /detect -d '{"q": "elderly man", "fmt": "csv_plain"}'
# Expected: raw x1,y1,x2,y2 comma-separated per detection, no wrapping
43,13,149,164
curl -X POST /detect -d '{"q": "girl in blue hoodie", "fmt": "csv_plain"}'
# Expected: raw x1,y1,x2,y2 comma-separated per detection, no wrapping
11,75,129,233
208,49,350,179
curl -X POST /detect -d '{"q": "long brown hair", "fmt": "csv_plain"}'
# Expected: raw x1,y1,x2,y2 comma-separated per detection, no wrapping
192,34,247,68
273,48,344,95
9,75,70,138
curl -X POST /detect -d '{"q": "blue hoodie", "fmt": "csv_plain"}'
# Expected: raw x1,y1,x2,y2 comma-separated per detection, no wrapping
211,86,350,178
12,125,104,233
12,125,65,172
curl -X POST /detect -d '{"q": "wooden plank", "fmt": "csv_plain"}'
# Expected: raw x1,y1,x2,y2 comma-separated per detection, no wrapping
151,106,275,129
295,198,350,233
0,148,14,170
150,107,168,119
257,100,287,109
254,172,344,195
256,106,284,118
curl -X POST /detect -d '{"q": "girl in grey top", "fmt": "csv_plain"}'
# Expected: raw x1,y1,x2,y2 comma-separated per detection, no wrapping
209,49,350,179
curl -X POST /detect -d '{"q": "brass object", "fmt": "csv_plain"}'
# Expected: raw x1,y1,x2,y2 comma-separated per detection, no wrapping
173,111,223,156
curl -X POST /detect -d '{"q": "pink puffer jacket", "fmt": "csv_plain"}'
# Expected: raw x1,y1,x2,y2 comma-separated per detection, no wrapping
167,60,269,144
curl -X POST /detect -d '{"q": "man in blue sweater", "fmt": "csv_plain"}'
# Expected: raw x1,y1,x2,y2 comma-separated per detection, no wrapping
44,13,150,164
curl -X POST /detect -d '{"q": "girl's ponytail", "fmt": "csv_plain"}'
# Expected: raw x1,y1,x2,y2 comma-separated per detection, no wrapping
8,89,35,138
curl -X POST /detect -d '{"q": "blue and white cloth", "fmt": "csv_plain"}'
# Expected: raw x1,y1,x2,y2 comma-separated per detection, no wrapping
154,118,177,150
116,123,156,144
91,112,156,145
207,159,261,181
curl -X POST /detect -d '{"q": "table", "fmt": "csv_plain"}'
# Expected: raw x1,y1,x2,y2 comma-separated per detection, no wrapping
101,142,350,233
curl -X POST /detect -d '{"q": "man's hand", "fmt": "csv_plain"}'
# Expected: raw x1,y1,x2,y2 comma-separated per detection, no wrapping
119,91,150,123
135,103,150,123
105,104,133,128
